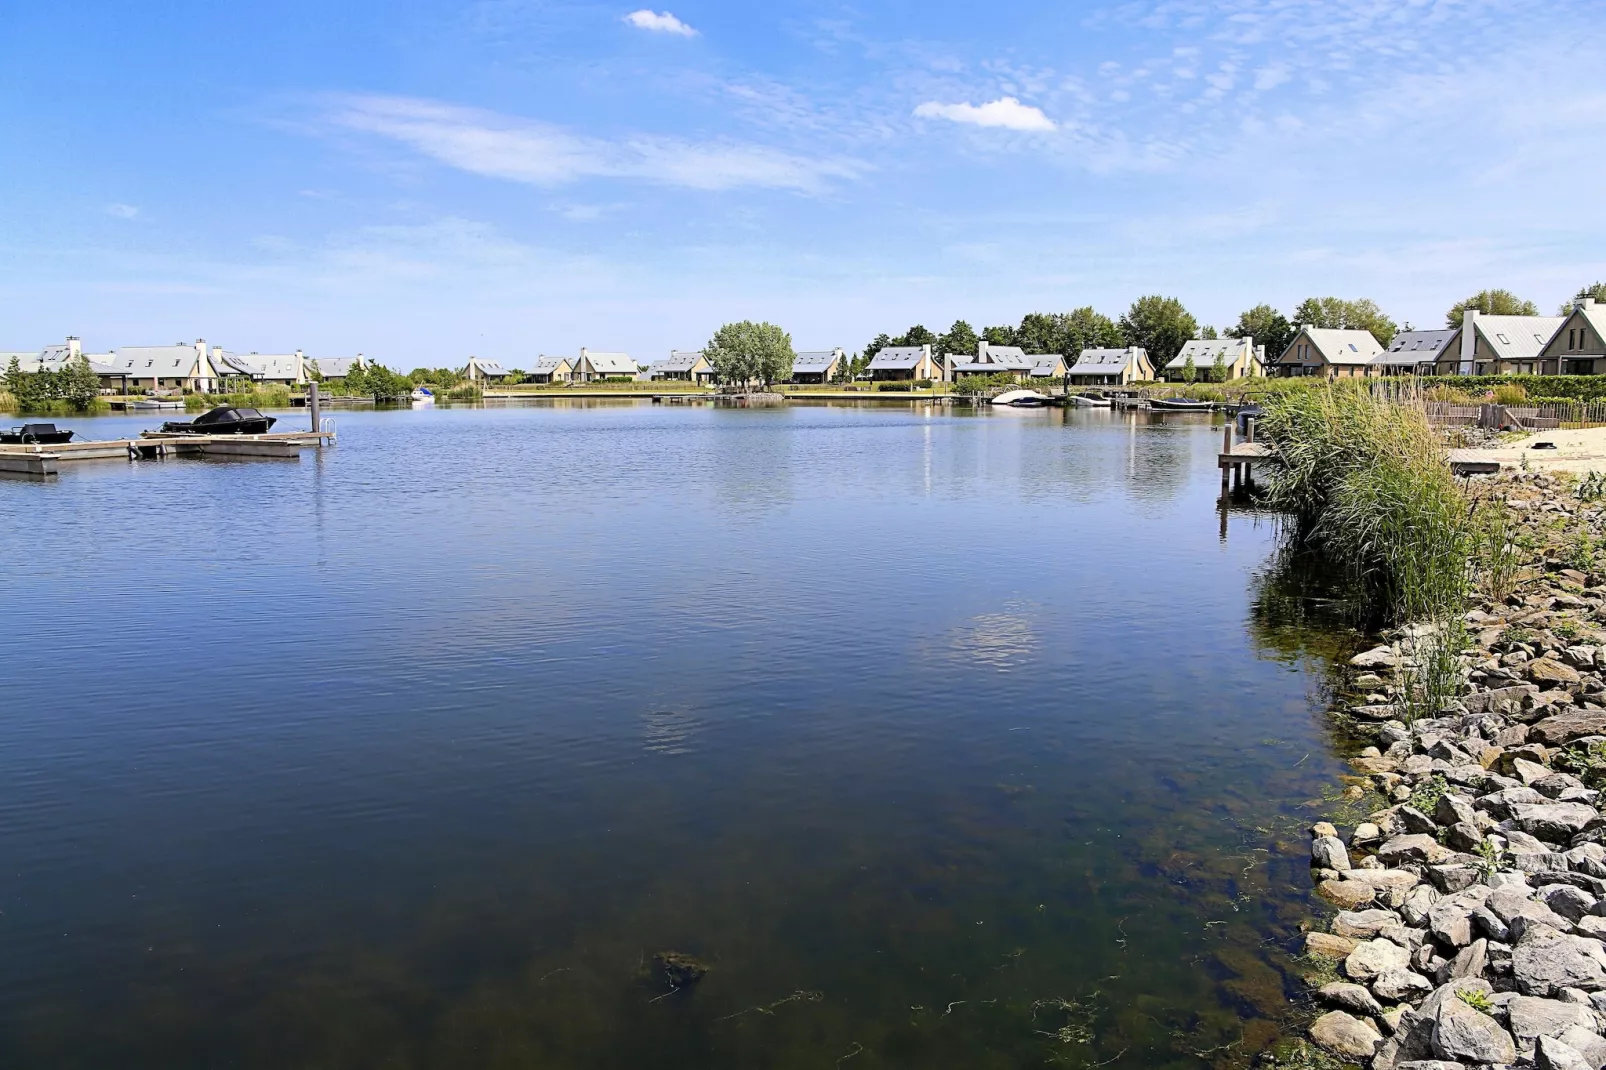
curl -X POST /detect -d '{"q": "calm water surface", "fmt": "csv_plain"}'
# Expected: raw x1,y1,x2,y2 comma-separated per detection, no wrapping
0,402,1350,1069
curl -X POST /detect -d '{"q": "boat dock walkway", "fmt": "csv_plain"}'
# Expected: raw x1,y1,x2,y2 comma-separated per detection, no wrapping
0,429,335,479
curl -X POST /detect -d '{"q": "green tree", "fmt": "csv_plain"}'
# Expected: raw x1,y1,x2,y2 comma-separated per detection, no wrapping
1447,289,1538,327
982,325,1016,347
897,325,937,348
706,320,795,388
1119,295,1198,369
1560,282,1606,315
1292,296,1397,346
1182,355,1197,382
1014,312,1062,354
1200,325,1218,339
862,332,892,363
1226,304,1295,362
342,362,369,396
4,354,27,402
1062,307,1123,354
1210,352,1227,383
939,320,979,360
62,354,101,410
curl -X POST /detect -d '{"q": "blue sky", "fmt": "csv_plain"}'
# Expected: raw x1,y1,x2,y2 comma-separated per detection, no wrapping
3,0,1604,364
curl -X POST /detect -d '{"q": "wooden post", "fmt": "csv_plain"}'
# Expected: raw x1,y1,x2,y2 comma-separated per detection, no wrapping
1245,415,1256,443
309,381,321,434
1220,421,1233,497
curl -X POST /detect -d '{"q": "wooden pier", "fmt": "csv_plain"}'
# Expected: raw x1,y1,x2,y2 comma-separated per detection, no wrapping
0,429,334,479
1218,417,1267,496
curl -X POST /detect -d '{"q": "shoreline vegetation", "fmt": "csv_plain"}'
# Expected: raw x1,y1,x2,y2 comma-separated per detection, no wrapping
1251,383,1606,1070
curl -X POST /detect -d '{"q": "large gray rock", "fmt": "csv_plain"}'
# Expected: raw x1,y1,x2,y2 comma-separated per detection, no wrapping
1436,793,1480,828
1311,1009,1383,1058
1533,710,1606,745
1380,833,1456,866
1313,835,1352,870
1399,805,1440,835
1320,981,1384,1017
1508,995,1599,1043
1339,869,1423,909
1446,938,1488,981
1514,926,1606,995
1374,968,1435,1003
1478,785,1548,819
1543,885,1599,922
1318,879,1376,909
1558,1025,1606,1069
1514,802,1605,841
1530,658,1584,688
1335,908,1408,940
1402,884,1442,927
1432,992,1518,1064
1347,938,1412,983
1490,887,1572,935
1538,1035,1596,1070
1353,646,1400,669
1430,886,1495,948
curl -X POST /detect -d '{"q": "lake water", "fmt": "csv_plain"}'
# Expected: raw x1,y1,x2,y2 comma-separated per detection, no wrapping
0,401,1352,1069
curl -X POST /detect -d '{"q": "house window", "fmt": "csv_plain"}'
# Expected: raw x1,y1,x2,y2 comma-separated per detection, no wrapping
1565,359,1597,376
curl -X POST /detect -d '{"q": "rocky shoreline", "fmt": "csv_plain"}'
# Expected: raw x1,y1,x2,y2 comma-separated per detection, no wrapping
1301,471,1606,1070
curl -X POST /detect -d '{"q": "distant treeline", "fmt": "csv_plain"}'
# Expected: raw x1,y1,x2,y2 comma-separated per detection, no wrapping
858,282,1606,373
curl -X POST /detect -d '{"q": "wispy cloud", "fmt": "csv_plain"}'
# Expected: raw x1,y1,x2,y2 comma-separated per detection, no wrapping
329,95,862,194
624,9,696,36
106,203,139,219
913,97,1056,131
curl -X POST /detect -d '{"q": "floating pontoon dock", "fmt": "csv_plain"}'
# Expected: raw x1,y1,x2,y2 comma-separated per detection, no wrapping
0,429,335,479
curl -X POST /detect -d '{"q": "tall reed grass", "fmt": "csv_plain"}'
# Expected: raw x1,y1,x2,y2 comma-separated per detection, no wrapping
1257,382,1469,626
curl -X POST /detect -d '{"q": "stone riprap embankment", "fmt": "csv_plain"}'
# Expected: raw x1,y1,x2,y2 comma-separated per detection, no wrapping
1304,472,1606,1070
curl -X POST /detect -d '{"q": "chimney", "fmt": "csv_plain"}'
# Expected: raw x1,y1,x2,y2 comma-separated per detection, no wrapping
66,336,81,358
977,338,988,360
1459,309,1478,374
1581,296,1599,311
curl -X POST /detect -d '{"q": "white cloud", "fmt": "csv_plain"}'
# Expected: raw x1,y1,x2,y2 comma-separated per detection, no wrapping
913,96,1056,132
1253,63,1291,92
330,95,862,194
624,9,696,36
106,203,139,219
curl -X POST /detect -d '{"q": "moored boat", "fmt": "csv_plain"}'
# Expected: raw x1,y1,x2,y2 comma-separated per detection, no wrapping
1068,394,1111,407
0,423,74,445
159,406,278,435
1149,397,1216,411
990,388,1050,407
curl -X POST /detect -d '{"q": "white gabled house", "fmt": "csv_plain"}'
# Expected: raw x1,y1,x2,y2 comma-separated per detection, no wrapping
1066,347,1154,386
1540,296,1606,376
1374,329,1457,376
526,355,575,384
101,339,222,392
790,349,845,384
1273,328,1384,378
867,344,940,381
952,342,1036,381
1430,310,1565,376
462,355,516,383
1163,337,1264,381
573,348,638,382
648,351,714,383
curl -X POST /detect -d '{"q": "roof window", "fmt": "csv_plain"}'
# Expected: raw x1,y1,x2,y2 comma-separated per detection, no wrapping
1496,333,1511,344
1348,343,1358,352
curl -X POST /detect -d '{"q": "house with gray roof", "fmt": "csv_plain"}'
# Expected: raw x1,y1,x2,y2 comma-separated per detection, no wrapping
790,348,845,384
1029,354,1068,379
952,341,1038,381
1374,329,1457,375
1539,296,1606,376
461,355,517,382
101,340,222,392
526,355,575,384
1273,328,1384,378
211,350,265,381
573,348,639,382
1433,309,1566,376
1067,347,1154,386
648,350,714,383
312,355,365,380
867,344,940,382
1163,337,1264,381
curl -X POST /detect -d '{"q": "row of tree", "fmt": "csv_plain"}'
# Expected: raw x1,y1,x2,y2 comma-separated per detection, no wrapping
859,282,1606,373
3,354,102,412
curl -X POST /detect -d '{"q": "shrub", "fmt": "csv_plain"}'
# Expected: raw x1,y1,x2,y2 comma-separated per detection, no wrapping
876,382,914,392
1258,383,1469,624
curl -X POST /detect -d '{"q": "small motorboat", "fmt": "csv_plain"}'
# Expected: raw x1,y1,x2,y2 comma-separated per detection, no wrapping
128,399,185,411
410,387,434,401
1149,397,1216,411
991,388,1050,407
0,422,74,445
159,406,278,435
1069,394,1111,407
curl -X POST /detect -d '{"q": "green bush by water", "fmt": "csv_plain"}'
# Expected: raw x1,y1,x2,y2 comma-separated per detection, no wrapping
1257,383,1469,626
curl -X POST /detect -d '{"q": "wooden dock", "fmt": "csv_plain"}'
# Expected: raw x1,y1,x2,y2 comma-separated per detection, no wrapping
0,430,335,479
1218,417,1267,496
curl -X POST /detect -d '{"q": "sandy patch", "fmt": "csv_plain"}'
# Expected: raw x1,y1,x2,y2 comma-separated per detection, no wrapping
1453,425,1606,474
